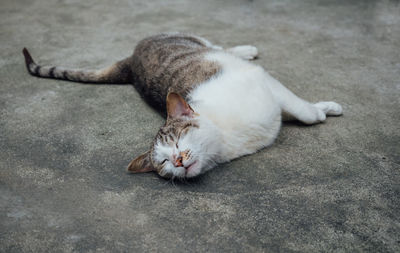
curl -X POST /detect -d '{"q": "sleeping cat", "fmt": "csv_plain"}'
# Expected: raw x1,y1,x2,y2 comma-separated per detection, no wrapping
22,33,343,179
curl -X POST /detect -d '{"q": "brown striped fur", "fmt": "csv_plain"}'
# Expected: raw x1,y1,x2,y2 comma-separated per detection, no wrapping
23,33,222,178
23,33,221,113
23,48,132,84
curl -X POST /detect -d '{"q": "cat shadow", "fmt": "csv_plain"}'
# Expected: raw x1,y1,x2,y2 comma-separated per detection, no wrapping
282,116,342,128
153,161,234,190
282,120,312,128
157,173,208,187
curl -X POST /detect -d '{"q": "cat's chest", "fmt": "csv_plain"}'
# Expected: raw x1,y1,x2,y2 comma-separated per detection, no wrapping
190,61,277,123
189,60,282,160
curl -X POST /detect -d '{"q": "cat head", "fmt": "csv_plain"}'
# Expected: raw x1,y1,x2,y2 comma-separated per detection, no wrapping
127,92,220,179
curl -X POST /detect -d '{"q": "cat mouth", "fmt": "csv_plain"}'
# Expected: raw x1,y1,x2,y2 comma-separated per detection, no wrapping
184,160,199,177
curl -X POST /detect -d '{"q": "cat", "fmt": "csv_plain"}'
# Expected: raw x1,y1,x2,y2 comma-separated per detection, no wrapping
22,33,343,179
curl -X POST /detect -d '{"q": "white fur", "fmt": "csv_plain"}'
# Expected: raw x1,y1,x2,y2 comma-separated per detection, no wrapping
189,52,282,161
154,48,343,178
226,45,258,60
154,115,222,178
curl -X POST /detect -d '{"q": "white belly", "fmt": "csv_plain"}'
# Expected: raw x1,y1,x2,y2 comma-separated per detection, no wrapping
189,52,282,161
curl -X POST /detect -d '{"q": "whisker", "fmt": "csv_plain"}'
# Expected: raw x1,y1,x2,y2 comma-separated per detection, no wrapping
171,176,178,187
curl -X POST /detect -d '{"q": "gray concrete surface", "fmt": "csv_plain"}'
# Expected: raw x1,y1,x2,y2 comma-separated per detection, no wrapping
1,0,399,252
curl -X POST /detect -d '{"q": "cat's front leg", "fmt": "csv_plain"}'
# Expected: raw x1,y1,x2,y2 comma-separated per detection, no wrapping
314,101,343,117
265,73,343,124
285,101,342,124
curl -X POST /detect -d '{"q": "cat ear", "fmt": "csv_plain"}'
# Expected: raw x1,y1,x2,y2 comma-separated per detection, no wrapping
127,150,155,173
166,92,195,119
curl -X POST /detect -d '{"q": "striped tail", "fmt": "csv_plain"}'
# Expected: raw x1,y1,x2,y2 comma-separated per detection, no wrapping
22,48,132,84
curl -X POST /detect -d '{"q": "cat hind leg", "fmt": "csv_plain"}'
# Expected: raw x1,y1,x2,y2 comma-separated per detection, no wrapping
226,45,258,60
192,34,258,60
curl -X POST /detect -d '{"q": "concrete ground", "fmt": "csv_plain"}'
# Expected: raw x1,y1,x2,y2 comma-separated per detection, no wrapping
1,0,399,252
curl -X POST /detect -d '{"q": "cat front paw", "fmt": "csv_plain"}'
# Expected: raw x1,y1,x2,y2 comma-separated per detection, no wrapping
299,101,342,125
304,106,326,124
314,101,343,116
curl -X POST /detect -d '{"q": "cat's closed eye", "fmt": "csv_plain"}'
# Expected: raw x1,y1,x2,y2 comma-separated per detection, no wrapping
161,159,168,164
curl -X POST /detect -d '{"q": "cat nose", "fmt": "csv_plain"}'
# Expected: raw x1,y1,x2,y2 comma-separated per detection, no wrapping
173,151,187,167
174,156,183,167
